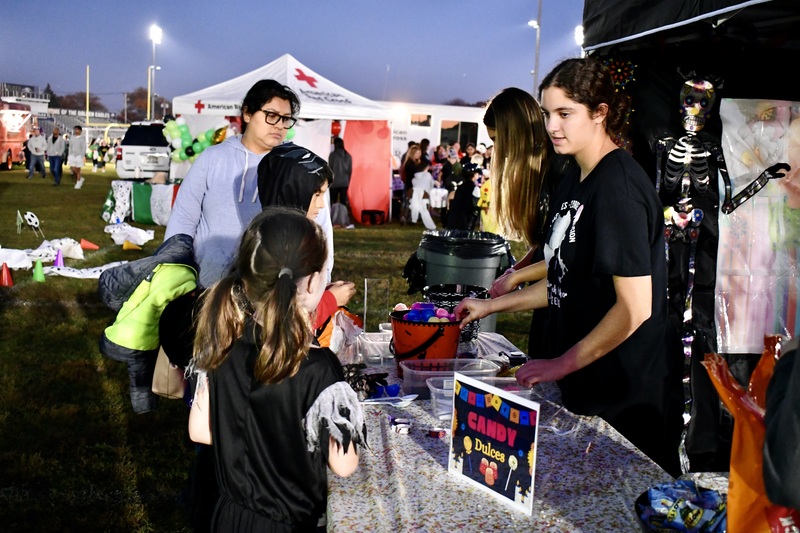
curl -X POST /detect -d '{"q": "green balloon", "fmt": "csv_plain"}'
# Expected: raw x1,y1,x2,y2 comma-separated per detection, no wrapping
179,149,189,161
206,128,215,141
171,150,182,163
197,132,207,143
201,140,211,150
192,141,202,153
285,127,296,141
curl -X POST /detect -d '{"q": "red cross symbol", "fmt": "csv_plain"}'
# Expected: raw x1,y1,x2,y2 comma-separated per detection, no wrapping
294,68,317,88
194,100,205,113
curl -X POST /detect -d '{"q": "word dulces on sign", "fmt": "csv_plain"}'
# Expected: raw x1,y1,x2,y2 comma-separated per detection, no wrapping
473,437,506,463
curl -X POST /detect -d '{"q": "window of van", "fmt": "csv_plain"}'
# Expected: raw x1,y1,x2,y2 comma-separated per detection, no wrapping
121,124,169,146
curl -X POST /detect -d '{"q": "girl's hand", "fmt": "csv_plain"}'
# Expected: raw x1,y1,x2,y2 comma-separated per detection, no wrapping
327,281,356,307
514,357,574,388
453,297,490,328
489,268,518,298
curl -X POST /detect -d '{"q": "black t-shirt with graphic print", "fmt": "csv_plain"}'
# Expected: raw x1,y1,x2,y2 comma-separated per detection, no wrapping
540,149,677,421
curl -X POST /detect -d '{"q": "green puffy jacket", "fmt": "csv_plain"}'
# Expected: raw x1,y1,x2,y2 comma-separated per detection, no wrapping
104,263,197,351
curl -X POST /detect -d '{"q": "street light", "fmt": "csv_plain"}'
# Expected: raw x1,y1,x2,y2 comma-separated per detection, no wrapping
528,0,543,96
574,25,585,58
146,65,161,121
149,24,162,120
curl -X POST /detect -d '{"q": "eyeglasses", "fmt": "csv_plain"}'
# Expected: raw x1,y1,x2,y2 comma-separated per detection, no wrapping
258,109,296,129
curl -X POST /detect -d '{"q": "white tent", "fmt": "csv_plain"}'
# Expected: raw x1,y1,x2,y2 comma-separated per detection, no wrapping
171,54,394,224
172,53,390,121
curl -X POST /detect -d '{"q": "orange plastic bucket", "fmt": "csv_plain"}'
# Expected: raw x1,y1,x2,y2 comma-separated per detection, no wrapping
389,310,460,376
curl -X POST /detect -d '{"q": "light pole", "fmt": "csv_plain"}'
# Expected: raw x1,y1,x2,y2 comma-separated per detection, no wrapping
574,25,585,58
146,65,160,121
149,24,162,120
528,0,543,96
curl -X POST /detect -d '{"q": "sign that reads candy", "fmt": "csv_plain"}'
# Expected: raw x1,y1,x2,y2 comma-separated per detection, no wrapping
448,373,540,515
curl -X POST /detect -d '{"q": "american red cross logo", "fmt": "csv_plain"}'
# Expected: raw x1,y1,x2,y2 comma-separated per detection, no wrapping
294,68,317,88
194,100,205,113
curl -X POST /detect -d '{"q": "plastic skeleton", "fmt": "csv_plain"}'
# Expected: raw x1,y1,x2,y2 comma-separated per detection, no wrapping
656,78,790,212
656,78,790,472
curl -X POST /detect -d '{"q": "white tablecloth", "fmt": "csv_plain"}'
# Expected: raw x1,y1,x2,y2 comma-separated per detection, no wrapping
327,372,675,532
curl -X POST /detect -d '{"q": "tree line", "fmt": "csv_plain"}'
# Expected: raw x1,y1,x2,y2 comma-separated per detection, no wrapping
43,84,168,123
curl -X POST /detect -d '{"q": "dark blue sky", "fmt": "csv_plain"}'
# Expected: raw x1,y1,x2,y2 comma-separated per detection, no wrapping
2,0,584,110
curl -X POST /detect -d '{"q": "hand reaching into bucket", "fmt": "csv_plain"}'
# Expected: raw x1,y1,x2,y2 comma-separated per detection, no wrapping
453,297,493,329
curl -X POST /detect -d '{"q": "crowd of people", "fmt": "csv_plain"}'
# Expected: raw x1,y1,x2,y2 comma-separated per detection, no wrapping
92,56,797,531
21,125,118,188
397,136,495,231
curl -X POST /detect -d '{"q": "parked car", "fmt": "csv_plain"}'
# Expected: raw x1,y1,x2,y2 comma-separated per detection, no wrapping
115,121,171,179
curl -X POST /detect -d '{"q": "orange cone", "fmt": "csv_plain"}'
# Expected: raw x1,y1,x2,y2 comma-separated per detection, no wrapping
122,240,142,251
80,238,99,250
1,263,13,287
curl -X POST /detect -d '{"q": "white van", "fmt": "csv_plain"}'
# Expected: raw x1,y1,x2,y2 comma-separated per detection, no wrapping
115,121,171,179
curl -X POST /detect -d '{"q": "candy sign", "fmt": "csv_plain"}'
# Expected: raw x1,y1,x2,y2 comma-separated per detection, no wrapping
448,373,540,515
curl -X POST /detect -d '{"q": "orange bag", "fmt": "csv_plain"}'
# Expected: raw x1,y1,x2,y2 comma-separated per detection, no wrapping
702,335,798,533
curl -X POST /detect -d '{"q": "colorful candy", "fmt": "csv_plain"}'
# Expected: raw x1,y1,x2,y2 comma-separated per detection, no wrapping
398,301,457,323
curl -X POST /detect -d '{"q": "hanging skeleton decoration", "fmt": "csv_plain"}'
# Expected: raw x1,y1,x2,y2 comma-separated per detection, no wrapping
656,77,790,213
655,75,790,473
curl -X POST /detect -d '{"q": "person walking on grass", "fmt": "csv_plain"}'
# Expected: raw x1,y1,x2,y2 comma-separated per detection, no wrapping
47,127,66,186
26,128,47,179
189,206,365,531
68,125,87,189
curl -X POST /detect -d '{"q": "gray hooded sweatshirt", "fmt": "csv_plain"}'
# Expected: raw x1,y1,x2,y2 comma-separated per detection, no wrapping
165,135,333,288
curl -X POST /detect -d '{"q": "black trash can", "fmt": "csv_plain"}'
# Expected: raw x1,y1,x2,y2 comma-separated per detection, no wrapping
415,229,514,333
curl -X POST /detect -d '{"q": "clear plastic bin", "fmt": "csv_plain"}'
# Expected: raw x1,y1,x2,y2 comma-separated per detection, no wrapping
400,358,500,399
356,332,393,367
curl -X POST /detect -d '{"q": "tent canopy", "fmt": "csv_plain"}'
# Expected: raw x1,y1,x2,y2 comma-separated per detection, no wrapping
172,53,390,120
583,0,800,53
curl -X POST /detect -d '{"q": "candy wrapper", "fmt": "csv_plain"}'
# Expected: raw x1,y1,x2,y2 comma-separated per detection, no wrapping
702,334,800,533
637,480,726,532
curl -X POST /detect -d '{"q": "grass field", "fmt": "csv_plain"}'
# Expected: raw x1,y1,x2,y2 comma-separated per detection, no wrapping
0,163,531,532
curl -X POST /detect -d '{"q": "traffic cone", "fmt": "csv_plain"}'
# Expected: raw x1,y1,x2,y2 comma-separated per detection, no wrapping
80,238,99,250
1,263,13,287
54,249,65,267
122,240,142,251
32,259,45,282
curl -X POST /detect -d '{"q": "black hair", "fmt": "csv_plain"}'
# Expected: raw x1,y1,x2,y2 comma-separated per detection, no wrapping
193,206,327,383
241,80,300,134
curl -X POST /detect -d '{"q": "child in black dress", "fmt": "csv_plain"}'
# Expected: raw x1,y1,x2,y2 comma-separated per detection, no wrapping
188,206,366,531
